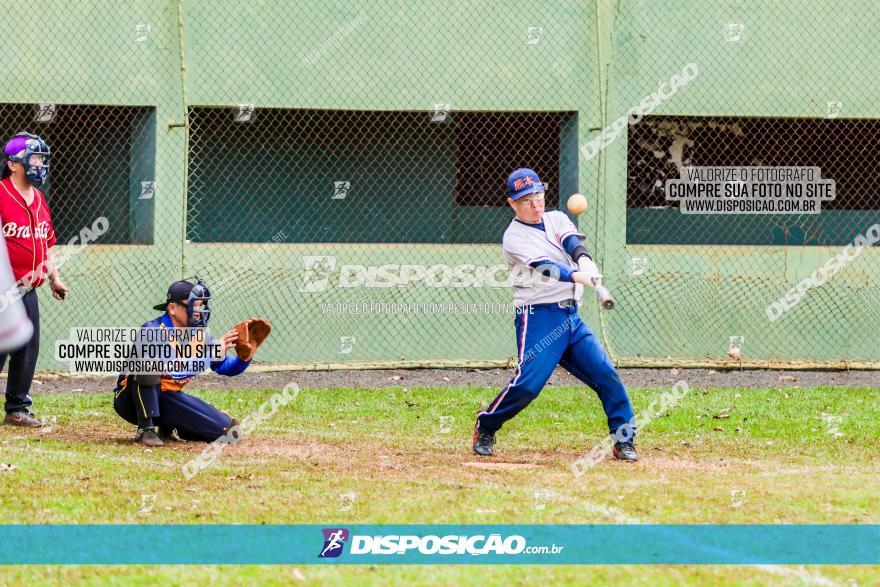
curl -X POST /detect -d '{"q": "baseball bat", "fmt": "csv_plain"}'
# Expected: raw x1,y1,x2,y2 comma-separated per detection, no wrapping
591,277,615,310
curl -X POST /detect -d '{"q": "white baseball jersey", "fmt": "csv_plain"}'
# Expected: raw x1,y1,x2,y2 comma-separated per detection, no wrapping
502,210,586,307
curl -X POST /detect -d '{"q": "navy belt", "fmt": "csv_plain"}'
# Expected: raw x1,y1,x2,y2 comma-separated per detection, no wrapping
525,299,577,310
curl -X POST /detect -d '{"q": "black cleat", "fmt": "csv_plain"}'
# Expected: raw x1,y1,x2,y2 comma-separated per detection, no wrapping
613,442,638,462
472,430,495,456
158,426,180,442
135,427,164,448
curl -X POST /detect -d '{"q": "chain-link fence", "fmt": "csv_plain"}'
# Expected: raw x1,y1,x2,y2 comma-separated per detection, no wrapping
1,1,877,371
601,0,879,367
628,116,880,246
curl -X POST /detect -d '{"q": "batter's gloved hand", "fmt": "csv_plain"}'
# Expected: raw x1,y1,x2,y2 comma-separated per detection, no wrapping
572,271,594,286
233,317,272,361
576,257,602,283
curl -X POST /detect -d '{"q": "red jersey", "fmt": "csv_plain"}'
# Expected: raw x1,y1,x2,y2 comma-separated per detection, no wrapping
0,177,57,288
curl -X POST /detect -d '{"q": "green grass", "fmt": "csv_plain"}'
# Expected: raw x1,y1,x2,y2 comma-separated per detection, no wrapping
1,384,878,585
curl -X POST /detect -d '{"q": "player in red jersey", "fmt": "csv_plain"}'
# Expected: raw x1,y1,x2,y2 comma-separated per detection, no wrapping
0,132,69,427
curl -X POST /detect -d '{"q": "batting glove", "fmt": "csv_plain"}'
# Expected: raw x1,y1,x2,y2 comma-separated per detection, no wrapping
577,257,602,282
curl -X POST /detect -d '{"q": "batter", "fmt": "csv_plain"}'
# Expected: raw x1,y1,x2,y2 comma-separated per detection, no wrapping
472,168,638,462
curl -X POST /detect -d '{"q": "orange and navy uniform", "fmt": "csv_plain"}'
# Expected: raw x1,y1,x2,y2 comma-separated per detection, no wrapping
112,313,250,442
113,313,249,395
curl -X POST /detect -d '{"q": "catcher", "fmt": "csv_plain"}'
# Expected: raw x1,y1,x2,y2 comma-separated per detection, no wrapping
112,276,271,447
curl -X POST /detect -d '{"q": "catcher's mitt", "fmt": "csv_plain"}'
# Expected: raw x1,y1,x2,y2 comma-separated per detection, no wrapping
233,317,272,361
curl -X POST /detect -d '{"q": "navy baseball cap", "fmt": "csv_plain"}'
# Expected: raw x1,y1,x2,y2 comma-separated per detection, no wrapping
153,280,195,311
507,168,544,200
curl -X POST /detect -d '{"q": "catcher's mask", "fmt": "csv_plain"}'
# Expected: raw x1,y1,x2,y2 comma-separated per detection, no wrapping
3,132,51,187
184,275,212,327
153,275,212,327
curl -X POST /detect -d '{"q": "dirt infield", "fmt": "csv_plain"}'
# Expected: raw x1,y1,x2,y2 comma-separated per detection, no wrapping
9,366,879,395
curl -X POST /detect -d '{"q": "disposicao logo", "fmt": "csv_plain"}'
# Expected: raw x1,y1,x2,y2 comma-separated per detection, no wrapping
317,530,562,558
318,528,349,558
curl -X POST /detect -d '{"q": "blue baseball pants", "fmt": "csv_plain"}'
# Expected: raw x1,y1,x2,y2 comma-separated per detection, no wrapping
477,304,635,439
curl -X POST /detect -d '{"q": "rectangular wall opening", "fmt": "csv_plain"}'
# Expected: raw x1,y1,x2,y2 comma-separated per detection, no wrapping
627,115,880,246
187,108,577,243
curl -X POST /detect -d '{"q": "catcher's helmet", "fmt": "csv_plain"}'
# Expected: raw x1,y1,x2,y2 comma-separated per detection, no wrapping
153,275,212,327
2,132,51,187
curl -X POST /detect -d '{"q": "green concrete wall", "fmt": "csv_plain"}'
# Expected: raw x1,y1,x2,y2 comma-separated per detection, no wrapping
0,0,876,370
